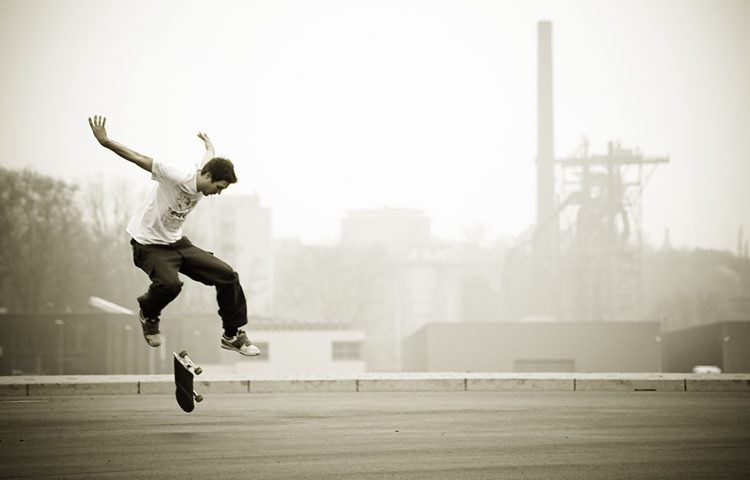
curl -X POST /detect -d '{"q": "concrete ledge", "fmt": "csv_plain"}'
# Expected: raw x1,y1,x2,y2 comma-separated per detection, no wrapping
252,378,356,394
198,379,251,394
575,374,687,392
138,375,174,395
686,375,750,392
28,382,137,396
0,383,30,397
18,375,143,396
358,378,464,392
466,373,575,391
1,373,748,396
355,373,464,392
137,375,253,395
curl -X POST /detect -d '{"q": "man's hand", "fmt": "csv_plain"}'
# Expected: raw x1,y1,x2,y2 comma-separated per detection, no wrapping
198,132,214,152
89,115,109,146
198,132,215,168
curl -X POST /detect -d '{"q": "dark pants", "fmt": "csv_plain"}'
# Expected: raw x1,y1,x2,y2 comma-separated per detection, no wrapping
130,237,248,332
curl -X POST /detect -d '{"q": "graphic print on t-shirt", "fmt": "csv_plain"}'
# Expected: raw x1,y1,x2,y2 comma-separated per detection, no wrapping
161,190,199,230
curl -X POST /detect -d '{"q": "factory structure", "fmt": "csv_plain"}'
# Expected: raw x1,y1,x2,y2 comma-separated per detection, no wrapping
506,21,670,323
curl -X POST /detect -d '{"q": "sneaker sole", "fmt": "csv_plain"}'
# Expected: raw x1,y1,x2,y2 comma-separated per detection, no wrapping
221,343,260,356
139,319,161,347
142,332,161,347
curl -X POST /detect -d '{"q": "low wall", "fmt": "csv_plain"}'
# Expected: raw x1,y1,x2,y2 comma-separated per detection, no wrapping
1,373,749,396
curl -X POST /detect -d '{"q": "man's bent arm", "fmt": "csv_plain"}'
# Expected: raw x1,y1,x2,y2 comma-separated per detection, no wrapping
89,116,154,172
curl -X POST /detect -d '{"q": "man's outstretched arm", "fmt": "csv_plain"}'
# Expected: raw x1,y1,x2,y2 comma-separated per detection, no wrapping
89,116,154,172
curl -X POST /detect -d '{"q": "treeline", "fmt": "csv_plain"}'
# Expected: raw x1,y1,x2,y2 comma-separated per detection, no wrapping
0,167,146,313
0,167,396,321
643,247,750,331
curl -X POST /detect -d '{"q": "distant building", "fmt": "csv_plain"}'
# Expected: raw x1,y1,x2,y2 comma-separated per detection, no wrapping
661,318,750,374
402,321,663,373
342,208,430,254
397,245,464,340
339,208,513,371
339,208,435,371
230,328,366,375
0,313,365,375
181,194,273,316
168,316,367,375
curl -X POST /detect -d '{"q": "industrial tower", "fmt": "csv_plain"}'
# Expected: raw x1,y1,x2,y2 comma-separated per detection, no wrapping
531,21,561,319
511,21,669,322
555,139,669,321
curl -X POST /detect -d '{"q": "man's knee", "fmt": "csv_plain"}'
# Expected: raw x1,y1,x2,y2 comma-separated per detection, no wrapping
213,268,241,288
221,269,241,286
154,279,183,296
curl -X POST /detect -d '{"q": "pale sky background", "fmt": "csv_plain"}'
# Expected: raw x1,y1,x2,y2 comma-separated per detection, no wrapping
1,0,749,252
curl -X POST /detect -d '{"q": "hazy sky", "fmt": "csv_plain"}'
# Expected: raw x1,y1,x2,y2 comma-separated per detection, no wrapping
1,0,749,251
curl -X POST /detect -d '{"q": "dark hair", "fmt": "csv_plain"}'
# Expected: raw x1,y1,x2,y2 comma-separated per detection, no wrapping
201,157,237,184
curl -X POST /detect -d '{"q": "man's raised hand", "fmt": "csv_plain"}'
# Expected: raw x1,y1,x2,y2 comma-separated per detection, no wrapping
198,132,214,152
87,116,153,172
197,132,215,169
89,116,109,145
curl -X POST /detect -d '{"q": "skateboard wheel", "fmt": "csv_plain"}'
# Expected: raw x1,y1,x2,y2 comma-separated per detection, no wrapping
195,395,204,403
195,367,203,375
179,350,188,358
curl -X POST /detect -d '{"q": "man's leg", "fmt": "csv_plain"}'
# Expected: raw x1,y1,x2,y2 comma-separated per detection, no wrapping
131,240,184,319
174,238,248,334
175,238,259,357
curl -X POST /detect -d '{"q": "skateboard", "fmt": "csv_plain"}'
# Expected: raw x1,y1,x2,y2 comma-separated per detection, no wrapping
173,350,204,413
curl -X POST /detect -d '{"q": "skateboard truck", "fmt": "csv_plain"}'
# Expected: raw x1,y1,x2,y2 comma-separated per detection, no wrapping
173,350,204,412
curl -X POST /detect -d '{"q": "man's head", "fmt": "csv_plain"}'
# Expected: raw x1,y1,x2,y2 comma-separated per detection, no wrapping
197,157,237,196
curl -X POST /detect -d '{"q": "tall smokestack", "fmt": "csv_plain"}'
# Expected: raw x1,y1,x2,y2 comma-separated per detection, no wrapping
536,20,557,253
530,20,560,319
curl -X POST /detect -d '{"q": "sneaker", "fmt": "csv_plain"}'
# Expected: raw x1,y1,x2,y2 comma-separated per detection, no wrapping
221,329,260,356
139,310,162,347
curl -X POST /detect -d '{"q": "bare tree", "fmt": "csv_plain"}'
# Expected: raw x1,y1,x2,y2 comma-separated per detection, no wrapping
0,168,88,312
75,175,150,309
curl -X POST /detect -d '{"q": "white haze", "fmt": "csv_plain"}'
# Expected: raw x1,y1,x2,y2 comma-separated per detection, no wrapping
1,0,748,251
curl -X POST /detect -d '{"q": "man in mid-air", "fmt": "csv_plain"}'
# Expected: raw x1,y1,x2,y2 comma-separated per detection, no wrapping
88,115,260,357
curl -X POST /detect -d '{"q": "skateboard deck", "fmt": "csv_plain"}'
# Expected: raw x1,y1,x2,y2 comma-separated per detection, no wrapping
173,350,204,413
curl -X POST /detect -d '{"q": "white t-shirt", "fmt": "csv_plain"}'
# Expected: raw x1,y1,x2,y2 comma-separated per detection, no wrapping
127,160,204,245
